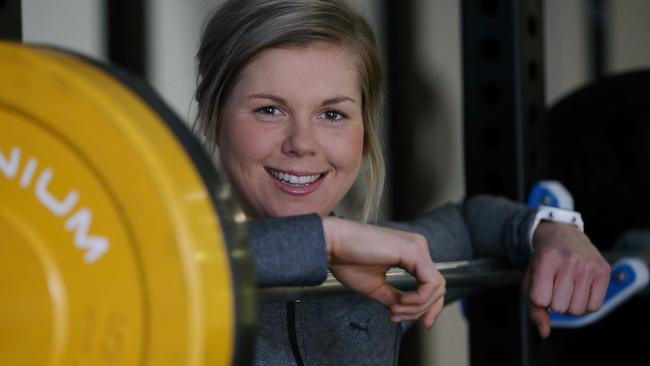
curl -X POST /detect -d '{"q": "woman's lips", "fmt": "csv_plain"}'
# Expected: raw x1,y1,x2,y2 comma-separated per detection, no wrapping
265,167,327,195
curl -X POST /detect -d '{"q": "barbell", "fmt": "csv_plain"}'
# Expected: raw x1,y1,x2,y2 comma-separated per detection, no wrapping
2,42,648,366
0,42,530,366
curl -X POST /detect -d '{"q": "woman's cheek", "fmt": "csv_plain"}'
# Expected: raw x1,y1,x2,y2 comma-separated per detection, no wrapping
332,128,364,171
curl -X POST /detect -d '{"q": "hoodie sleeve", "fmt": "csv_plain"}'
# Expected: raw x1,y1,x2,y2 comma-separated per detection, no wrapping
388,195,537,267
245,213,329,287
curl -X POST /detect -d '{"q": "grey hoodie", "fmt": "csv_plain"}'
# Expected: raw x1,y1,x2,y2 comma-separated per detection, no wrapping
246,195,537,365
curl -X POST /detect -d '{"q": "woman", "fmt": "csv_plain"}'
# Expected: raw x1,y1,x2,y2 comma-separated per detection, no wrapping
193,0,610,364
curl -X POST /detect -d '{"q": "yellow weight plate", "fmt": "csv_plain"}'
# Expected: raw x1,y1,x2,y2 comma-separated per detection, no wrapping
0,42,255,366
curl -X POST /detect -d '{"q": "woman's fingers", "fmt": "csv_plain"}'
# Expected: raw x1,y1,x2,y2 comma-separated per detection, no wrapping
550,260,576,312
398,268,443,305
526,252,559,308
391,283,445,317
527,255,610,337
389,272,445,328
529,255,610,314
524,266,554,338
422,296,445,329
393,239,446,326
530,305,551,338
391,295,445,328
588,264,610,311
567,269,591,315
368,282,402,308
381,230,443,322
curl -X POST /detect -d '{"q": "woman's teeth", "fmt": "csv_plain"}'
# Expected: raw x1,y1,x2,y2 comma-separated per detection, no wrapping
270,170,322,185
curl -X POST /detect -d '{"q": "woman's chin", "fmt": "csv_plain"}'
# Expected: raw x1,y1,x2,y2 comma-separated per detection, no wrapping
263,204,329,218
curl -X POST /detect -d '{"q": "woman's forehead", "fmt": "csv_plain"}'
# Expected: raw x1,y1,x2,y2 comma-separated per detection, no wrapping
246,41,355,72
232,42,362,101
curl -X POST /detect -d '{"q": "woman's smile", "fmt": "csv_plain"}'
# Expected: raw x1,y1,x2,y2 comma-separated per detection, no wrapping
265,167,328,195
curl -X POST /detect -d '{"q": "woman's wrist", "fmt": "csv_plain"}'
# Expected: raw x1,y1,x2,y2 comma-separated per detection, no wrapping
532,220,578,249
529,206,584,249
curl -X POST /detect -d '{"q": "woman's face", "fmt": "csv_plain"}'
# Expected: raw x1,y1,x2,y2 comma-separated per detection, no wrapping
218,42,364,219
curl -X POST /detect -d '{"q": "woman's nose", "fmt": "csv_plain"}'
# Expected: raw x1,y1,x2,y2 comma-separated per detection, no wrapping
282,119,318,157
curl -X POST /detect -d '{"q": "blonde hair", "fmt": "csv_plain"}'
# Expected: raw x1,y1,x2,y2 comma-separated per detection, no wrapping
194,0,385,222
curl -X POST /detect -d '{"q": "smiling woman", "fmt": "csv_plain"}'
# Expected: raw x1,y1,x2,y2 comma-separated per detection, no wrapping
194,0,385,224
218,43,364,219
192,0,610,365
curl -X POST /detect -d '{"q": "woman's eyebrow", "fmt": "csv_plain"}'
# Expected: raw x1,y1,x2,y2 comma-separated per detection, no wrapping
321,96,357,106
246,94,358,106
247,94,288,105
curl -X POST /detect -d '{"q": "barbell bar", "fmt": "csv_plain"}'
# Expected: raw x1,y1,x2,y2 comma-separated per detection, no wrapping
258,258,523,303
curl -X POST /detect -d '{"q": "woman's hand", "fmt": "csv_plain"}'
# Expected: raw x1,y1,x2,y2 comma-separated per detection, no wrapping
525,222,611,338
322,217,446,329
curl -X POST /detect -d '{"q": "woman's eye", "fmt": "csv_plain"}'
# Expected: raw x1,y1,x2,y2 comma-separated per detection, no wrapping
256,106,281,115
321,110,346,122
